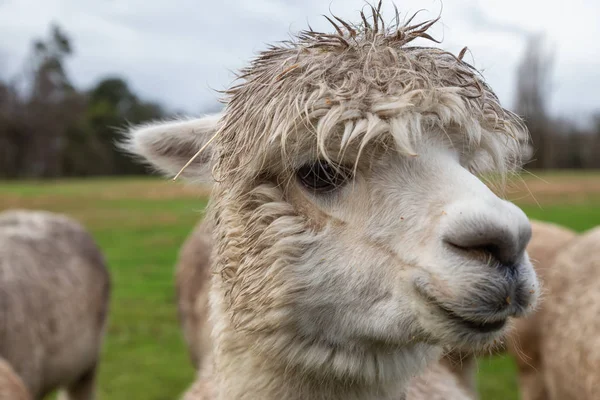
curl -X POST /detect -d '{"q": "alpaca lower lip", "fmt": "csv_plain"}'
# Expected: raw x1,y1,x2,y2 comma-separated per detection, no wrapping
435,303,507,333
414,282,508,333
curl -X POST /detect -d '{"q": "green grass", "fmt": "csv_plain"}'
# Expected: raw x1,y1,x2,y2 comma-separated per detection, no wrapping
0,174,598,400
520,203,600,232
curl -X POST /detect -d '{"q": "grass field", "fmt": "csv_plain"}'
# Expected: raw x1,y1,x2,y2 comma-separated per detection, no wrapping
1,171,599,400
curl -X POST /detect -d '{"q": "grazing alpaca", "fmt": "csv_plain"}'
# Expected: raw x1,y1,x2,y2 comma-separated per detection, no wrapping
125,5,539,399
0,358,30,400
539,226,600,400
0,210,111,400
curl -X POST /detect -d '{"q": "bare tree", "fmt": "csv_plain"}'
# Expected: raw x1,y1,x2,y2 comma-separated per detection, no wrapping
514,33,555,168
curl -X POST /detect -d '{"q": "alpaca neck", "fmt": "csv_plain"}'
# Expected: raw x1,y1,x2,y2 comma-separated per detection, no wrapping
211,336,407,400
208,295,440,400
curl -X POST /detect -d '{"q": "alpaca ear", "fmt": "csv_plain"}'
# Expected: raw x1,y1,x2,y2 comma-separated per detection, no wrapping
121,113,222,181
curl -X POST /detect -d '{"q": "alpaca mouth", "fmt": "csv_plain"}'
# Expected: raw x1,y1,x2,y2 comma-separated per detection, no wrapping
414,280,509,334
434,302,507,333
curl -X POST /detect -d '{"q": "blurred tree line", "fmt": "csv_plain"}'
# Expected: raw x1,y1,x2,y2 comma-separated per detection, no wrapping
0,25,599,179
0,24,166,178
514,34,600,169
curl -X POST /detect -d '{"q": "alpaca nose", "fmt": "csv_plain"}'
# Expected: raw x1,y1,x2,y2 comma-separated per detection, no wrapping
442,199,532,268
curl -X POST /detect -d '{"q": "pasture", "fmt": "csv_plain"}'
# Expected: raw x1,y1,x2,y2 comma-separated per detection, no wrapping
1,171,599,400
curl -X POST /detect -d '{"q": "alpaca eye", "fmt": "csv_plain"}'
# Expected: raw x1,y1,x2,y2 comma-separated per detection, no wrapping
296,161,351,192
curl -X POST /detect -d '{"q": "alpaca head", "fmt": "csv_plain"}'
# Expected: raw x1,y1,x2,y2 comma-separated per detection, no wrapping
125,5,539,384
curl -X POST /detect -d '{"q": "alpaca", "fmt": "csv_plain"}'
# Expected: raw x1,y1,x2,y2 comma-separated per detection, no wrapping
0,358,30,400
506,220,576,400
538,226,600,400
124,5,539,399
0,209,111,400
175,219,212,370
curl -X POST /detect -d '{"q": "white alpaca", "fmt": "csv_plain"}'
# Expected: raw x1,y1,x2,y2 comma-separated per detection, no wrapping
124,5,539,399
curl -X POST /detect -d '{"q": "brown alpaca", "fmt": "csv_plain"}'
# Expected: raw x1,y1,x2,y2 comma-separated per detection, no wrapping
0,358,30,400
125,4,539,399
507,220,577,400
539,226,600,400
175,219,212,370
0,210,111,400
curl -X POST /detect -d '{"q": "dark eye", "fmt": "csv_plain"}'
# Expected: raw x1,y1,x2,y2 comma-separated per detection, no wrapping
296,161,351,192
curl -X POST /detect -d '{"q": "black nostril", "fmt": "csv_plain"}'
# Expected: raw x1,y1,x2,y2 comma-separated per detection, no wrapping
445,236,521,268
479,244,500,259
479,244,510,266
442,201,531,269
477,244,519,274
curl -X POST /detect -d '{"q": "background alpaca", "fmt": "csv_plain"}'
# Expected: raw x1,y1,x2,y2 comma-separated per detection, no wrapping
539,226,600,400
0,358,30,400
175,219,212,370
125,5,539,399
507,220,577,400
0,209,111,400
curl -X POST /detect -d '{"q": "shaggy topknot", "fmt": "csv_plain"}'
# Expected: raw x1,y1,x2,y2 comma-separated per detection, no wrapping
210,1,528,183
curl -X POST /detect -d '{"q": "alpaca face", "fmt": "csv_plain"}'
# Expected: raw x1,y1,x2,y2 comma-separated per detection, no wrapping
126,114,538,377
281,134,538,352
124,8,540,385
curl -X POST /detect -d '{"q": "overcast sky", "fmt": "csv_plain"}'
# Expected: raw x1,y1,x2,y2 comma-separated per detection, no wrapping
1,0,598,122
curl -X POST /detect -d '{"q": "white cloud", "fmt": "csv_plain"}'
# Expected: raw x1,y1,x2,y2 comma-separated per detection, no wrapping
0,0,598,119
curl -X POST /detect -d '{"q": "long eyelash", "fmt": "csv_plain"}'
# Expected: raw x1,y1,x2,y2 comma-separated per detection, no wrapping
297,161,351,192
